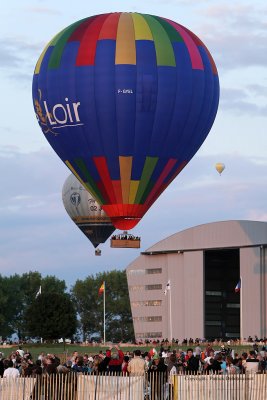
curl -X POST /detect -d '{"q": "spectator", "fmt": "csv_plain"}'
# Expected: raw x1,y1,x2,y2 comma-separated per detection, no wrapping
0,352,4,377
87,360,94,373
241,352,248,371
16,346,24,358
206,355,222,374
204,350,215,366
144,352,151,370
184,348,199,373
246,351,259,373
194,342,202,359
205,343,215,357
256,354,265,372
71,351,79,366
72,356,88,373
176,350,185,373
106,345,124,373
148,355,168,400
122,355,129,374
231,359,241,374
3,359,20,378
167,353,178,381
83,354,89,367
127,349,146,375
97,353,111,373
33,359,43,376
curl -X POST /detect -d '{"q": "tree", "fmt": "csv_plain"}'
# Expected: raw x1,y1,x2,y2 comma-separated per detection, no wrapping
17,272,67,339
0,272,67,339
25,292,77,341
71,270,134,342
0,274,21,337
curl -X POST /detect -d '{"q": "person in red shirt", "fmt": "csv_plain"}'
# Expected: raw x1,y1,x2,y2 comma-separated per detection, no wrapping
106,345,124,373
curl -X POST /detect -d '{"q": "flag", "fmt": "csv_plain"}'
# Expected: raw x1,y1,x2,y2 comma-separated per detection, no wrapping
36,285,42,298
98,282,105,296
164,280,170,295
235,279,241,293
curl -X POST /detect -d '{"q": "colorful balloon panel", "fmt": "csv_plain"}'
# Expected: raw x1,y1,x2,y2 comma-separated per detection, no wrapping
33,12,220,230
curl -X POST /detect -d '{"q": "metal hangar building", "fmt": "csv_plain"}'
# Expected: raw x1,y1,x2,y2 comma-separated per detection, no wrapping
126,220,267,341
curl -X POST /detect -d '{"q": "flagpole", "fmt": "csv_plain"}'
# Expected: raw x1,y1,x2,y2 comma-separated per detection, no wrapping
240,276,243,344
35,285,43,343
165,280,172,342
103,281,106,344
169,285,172,342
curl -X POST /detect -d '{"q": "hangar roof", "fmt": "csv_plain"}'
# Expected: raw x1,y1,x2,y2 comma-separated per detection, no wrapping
142,220,267,255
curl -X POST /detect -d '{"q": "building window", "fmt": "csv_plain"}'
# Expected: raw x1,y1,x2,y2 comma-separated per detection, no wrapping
127,269,145,276
129,285,144,291
206,291,222,296
225,332,240,338
146,268,162,274
133,316,162,322
136,332,162,338
145,284,162,290
127,268,162,276
226,303,240,308
132,300,162,307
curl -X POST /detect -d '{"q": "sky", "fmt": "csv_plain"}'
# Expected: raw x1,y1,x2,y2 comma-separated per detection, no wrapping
0,0,266,288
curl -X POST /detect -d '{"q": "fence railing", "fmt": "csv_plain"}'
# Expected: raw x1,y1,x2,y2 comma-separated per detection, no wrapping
0,371,266,400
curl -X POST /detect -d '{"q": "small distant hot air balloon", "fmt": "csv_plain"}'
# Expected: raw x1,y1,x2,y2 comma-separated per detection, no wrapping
215,163,225,175
62,174,115,251
33,12,220,230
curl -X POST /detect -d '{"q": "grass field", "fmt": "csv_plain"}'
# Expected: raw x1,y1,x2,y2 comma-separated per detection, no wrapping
0,342,257,361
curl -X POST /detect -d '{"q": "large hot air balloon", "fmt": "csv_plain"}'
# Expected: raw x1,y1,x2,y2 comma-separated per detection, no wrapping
33,12,220,230
62,174,115,248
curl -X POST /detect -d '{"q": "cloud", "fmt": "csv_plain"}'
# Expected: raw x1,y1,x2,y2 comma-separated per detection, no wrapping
0,40,21,68
195,4,267,71
0,37,41,83
219,87,267,115
24,7,61,16
152,0,196,5
0,147,75,281
247,210,267,222
246,84,267,97
211,34,267,70
141,153,267,235
0,146,66,206
202,4,254,19
1,147,266,285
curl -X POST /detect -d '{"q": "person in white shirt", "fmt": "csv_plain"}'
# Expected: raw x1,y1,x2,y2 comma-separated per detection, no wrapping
16,347,24,358
204,350,215,365
245,351,259,373
3,360,20,378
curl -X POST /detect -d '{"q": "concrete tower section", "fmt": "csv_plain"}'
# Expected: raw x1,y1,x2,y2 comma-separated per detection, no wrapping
126,220,267,342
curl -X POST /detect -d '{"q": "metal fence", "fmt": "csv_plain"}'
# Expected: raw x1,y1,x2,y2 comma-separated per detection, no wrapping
0,372,266,400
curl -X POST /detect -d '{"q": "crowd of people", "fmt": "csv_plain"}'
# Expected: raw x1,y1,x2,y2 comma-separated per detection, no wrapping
0,342,267,379
0,343,266,400
111,232,141,241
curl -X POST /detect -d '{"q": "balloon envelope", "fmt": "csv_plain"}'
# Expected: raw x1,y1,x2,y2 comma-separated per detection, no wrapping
62,174,115,248
215,163,225,175
33,12,220,230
